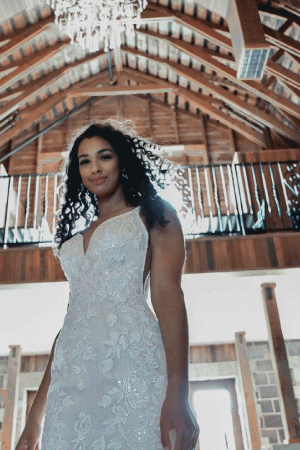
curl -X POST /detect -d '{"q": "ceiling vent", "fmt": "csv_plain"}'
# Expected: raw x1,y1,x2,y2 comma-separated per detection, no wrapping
198,0,270,80
226,0,270,80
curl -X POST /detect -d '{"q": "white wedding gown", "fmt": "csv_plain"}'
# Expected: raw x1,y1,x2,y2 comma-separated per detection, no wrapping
40,206,168,450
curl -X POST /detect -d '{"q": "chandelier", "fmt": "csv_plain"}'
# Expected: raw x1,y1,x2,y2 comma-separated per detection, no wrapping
47,0,148,52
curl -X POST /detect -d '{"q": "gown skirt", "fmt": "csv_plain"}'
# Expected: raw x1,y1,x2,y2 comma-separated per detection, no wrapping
40,207,168,450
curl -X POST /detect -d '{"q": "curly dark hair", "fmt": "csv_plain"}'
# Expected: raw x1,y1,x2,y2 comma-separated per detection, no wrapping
54,120,176,250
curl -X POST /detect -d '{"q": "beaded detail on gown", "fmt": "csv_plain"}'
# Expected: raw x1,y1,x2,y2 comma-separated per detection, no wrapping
41,206,167,450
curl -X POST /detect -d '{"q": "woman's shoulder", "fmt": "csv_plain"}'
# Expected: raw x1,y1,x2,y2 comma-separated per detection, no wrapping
150,197,183,238
158,197,181,225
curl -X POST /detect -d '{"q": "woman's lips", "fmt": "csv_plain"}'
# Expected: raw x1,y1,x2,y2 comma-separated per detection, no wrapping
90,178,106,185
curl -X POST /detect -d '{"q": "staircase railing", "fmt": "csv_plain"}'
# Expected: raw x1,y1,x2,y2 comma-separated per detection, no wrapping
1,161,299,247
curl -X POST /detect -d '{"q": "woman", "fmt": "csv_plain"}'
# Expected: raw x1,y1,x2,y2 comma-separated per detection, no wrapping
15,121,199,450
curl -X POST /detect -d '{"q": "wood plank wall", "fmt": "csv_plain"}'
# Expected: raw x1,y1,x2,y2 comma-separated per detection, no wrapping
1,232,300,284
17,343,237,375
17,343,238,374
6,95,261,175
185,232,300,273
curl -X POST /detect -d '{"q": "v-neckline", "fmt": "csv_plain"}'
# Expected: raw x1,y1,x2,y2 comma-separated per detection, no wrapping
80,206,139,255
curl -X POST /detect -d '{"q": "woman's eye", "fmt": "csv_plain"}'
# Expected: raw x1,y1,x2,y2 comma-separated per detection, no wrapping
101,155,112,160
79,159,89,165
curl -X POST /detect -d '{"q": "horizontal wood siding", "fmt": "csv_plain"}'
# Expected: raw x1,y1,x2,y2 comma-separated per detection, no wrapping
184,232,300,273
1,232,300,284
5,95,265,175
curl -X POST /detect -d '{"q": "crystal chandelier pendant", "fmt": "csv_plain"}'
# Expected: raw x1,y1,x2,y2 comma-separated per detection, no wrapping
47,0,148,52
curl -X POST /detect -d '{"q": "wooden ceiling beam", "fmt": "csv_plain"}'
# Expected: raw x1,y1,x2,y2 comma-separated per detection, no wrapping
0,67,66,122
124,49,300,142
173,85,265,146
267,1,300,19
264,25,300,59
172,63,300,142
0,15,54,62
0,90,67,149
122,65,264,145
258,2,294,20
266,59,300,91
126,30,300,119
278,18,294,34
67,84,172,97
136,27,234,62
144,3,233,52
0,85,24,102
0,39,70,94
0,50,106,121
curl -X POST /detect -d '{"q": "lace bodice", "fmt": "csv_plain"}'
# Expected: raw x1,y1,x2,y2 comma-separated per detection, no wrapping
41,206,168,450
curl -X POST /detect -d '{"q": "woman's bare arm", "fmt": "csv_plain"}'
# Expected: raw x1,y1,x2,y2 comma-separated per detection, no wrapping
149,202,199,450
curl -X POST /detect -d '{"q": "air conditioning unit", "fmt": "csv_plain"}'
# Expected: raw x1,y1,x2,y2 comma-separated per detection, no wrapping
226,0,270,80
198,0,270,80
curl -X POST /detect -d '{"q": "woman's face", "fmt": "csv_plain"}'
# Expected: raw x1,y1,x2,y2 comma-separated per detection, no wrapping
77,135,121,199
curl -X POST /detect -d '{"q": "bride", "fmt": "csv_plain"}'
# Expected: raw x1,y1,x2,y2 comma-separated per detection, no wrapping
15,120,199,450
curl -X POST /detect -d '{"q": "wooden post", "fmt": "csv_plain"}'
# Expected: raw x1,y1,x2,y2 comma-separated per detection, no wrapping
1,345,22,450
261,283,300,443
200,114,217,216
235,332,261,450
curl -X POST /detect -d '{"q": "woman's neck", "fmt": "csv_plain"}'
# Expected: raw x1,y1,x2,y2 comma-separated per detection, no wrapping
96,189,129,218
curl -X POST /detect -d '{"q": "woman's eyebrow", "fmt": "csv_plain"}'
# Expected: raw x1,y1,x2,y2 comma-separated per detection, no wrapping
78,148,113,159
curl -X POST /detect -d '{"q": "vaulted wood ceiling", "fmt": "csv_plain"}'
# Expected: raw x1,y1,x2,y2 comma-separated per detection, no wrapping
1,0,300,161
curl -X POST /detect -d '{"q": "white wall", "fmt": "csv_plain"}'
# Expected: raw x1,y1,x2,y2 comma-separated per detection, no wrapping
1,268,300,355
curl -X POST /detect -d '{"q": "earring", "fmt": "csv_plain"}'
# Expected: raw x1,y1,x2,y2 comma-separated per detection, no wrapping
122,172,129,180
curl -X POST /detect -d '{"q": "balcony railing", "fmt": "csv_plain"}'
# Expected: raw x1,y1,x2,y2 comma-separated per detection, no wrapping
1,161,300,247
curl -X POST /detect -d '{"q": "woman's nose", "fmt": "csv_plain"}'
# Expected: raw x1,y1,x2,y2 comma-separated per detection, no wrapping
91,160,102,173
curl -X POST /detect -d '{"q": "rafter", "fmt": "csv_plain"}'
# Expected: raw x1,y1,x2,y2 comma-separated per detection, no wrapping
263,1,300,19
136,27,234,64
123,30,300,119
67,83,172,96
142,3,233,52
0,39,70,94
0,90,67,149
0,15,54,62
173,85,265,146
266,59,300,91
123,49,300,143
264,25,300,59
0,49,106,121
123,67,265,146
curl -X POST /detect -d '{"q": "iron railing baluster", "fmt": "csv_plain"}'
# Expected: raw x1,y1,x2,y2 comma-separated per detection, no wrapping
204,166,214,233
3,176,12,249
187,166,197,229
242,163,253,215
24,175,31,233
40,174,49,242
52,174,58,239
195,167,204,234
211,165,223,233
1,163,300,247
278,162,291,226
33,175,40,238
232,164,246,235
227,164,241,233
269,162,283,228
259,162,273,229
220,165,232,233
13,176,22,243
